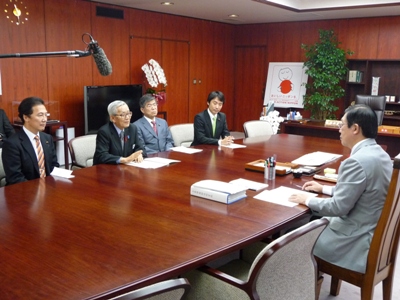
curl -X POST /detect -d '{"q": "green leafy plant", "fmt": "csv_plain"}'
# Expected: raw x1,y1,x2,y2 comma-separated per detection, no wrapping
302,29,353,120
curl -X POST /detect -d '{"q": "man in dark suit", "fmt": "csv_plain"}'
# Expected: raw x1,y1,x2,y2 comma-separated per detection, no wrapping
191,90,234,146
2,97,59,185
134,94,174,154
93,100,146,165
0,109,15,148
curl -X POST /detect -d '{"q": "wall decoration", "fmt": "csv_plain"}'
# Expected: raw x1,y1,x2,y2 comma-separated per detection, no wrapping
263,62,308,108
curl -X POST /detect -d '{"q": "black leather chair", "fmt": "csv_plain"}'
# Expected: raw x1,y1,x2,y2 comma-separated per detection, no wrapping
355,95,386,125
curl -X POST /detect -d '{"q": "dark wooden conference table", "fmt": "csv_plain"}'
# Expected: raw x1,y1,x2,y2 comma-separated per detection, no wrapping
0,134,349,299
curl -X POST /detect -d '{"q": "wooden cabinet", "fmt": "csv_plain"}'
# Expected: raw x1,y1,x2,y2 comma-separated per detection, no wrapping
345,59,400,126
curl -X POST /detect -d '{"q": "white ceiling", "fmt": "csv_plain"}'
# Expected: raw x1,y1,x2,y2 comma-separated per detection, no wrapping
90,0,400,24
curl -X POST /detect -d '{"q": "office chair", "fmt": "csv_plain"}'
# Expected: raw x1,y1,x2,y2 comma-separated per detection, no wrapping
184,218,328,300
243,120,274,138
109,278,191,300
169,123,194,147
0,149,6,186
68,134,97,170
316,155,400,300
355,95,386,126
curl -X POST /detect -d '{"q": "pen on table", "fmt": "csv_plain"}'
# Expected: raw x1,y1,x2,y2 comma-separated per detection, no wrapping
293,184,303,189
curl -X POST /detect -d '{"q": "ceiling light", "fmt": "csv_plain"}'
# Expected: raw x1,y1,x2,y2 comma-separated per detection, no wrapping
161,2,174,5
228,14,239,18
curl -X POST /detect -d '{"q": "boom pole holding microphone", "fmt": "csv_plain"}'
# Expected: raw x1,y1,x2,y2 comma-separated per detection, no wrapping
0,33,112,76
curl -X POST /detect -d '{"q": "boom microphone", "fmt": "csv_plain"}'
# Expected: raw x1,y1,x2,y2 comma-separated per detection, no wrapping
86,34,112,76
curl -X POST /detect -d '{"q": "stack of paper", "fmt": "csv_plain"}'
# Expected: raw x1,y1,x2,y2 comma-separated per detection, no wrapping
291,151,342,166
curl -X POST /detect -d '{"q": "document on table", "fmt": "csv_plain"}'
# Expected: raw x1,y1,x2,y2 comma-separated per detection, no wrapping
254,186,317,207
221,143,247,149
127,157,180,169
291,151,342,166
51,167,75,178
171,146,203,154
229,178,268,191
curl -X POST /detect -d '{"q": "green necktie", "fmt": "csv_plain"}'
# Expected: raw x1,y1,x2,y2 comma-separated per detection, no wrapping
212,116,216,136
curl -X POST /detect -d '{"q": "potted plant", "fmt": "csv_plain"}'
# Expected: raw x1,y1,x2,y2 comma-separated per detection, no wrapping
302,29,353,120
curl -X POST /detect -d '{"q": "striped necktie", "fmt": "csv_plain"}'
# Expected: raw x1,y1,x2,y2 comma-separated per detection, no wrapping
34,135,46,178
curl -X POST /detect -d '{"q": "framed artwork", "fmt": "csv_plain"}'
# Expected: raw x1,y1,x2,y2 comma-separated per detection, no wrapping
263,62,308,108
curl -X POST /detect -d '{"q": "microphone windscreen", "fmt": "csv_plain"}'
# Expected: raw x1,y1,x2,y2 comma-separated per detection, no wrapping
92,47,112,76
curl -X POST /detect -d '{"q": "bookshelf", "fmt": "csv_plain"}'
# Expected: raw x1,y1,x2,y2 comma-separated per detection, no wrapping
345,59,400,126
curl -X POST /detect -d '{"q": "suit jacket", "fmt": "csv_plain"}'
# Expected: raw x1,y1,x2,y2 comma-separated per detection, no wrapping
191,109,230,146
308,139,392,273
0,109,15,148
133,117,174,154
2,129,59,185
93,122,146,165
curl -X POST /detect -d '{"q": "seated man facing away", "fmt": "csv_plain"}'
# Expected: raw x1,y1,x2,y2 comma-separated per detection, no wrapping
191,90,234,146
93,100,145,165
2,97,59,185
289,104,392,273
133,93,174,154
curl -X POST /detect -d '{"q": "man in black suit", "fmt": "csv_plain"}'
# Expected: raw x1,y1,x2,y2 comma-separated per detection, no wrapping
0,109,15,148
191,90,234,146
2,97,59,185
93,100,146,165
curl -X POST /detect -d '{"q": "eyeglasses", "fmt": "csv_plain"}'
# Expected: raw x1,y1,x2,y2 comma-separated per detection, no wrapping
337,122,348,129
145,102,158,109
115,112,132,119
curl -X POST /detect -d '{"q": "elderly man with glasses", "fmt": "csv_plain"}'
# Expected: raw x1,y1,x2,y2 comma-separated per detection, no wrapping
93,100,146,165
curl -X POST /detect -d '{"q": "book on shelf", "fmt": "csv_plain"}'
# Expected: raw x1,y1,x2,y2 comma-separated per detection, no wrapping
348,70,363,83
190,180,247,204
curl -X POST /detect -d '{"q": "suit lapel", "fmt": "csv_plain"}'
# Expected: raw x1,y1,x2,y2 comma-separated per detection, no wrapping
19,131,40,173
204,111,214,137
143,118,158,138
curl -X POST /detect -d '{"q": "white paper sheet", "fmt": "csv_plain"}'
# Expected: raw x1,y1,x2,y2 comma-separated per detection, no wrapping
171,146,203,154
127,157,180,169
229,178,268,191
254,186,317,207
221,143,247,149
50,167,74,178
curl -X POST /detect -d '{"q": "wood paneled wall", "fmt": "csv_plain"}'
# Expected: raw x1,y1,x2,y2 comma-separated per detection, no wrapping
2,0,400,135
233,17,400,129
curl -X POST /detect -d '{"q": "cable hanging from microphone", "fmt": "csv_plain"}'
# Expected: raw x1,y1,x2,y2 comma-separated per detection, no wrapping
0,33,112,76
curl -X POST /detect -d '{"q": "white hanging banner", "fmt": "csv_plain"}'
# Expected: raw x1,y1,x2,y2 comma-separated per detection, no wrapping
263,62,308,108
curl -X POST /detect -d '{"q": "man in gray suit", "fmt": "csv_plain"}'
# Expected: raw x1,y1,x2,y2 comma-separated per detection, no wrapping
289,104,392,273
134,94,174,154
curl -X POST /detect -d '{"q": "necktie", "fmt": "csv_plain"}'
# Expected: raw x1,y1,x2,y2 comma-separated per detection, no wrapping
34,135,46,178
212,116,216,136
120,130,125,149
151,121,158,135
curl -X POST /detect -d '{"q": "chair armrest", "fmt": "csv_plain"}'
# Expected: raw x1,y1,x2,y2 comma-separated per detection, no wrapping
198,265,246,288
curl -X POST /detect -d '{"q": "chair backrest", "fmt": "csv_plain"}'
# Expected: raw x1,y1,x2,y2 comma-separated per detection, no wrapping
0,148,6,186
355,95,386,125
109,278,191,300
366,155,400,285
169,123,194,147
243,120,274,138
68,134,97,169
247,218,328,300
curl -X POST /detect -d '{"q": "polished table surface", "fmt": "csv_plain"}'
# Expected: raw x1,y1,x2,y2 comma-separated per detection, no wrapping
0,134,349,299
